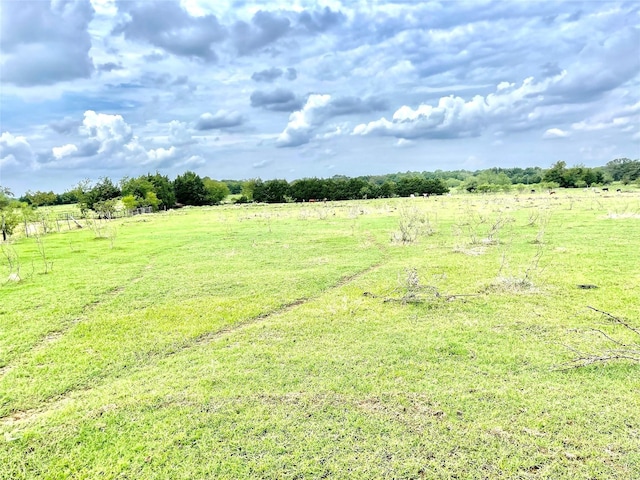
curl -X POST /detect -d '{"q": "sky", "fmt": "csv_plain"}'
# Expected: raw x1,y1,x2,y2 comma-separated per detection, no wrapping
1,0,639,196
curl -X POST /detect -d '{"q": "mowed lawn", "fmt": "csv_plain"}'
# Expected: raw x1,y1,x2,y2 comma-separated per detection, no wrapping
1,191,639,479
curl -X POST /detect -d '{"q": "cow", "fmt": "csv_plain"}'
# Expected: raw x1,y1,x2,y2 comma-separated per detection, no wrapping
549,191,556,195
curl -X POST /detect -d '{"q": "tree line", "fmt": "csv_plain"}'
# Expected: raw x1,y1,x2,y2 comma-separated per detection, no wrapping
3,157,638,233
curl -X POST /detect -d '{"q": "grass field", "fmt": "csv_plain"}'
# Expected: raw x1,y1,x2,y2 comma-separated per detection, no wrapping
1,190,639,479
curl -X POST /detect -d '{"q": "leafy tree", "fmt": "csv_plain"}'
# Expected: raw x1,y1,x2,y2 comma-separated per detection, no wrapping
71,179,93,215
20,190,57,206
289,178,326,201
147,172,176,208
83,177,120,210
93,199,118,218
55,189,80,205
122,195,138,211
121,176,154,200
203,178,230,204
543,161,567,186
1,187,21,240
223,180,243,195
241,180,258,201
174,171,208,205
256,179,289,203
377,181,395,198
142,192,160,211
605,158,640,182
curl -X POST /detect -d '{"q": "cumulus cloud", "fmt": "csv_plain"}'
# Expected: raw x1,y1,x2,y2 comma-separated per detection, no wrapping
49,117,82,135
251,66,296,83
277,94,331,147
146,146,178,165
40,110,152,169
52,144,79,159
276,94,389,147
353,76,559,140
297,7,346,33
542,128,569,139
252,67,284,83
113,1,226,62
195,111,244,130
326,96,388,116
250,89,303,111
80,110,134,154
232,11,291,55
168,120,196,146
572,101,640,133
0,0,94,85
97,62,123,72
0,132,35,169
549,27,640,102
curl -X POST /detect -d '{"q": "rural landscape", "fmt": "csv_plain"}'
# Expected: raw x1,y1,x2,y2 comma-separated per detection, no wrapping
1,0,639,478
1,162,639,478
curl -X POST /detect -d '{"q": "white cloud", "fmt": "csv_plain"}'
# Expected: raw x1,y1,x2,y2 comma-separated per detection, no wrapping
146,146,178,164
353,76,556,140
542,128,569,139
80,110,134,154
277,94,331,147
0,132,35,169
195,110,244,130
395,138,415,148
169,120,195,145
52,144,79,159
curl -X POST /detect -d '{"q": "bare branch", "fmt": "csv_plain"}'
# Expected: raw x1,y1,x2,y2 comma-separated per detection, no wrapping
586,306,640,336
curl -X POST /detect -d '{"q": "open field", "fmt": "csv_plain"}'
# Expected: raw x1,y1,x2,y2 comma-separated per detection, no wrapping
1,190,639,479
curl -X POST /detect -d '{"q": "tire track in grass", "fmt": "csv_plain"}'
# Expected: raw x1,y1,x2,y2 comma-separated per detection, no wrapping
0,263,156,381
186,259,387,351
0,259,387,426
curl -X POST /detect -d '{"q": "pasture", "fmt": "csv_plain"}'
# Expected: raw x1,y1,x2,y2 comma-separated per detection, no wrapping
1,190,639,479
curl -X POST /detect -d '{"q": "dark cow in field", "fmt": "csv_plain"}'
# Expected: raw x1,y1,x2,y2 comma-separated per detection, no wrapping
602,187,609,192
549,191,556,195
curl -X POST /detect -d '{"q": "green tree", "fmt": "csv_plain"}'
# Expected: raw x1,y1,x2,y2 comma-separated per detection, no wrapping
20,190,57,206
605,158,640,182
143,192,160,211
121,176,154,200
543,161,567,186
223,180,243,195
1,187,21,241
122,195,138,211
82,177,120,210
203,178,230,204
174,171,208,205
93,199,118,219
258,179,289,203
147,172,176,208
241,180,258,201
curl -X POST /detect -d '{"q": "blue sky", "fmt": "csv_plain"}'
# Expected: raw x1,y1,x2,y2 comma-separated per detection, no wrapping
1,0,639,195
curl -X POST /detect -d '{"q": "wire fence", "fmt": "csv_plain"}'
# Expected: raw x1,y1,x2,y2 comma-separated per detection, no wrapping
15,207,153,238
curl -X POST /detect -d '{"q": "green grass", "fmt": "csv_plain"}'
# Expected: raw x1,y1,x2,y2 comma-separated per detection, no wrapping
1,191,639,478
